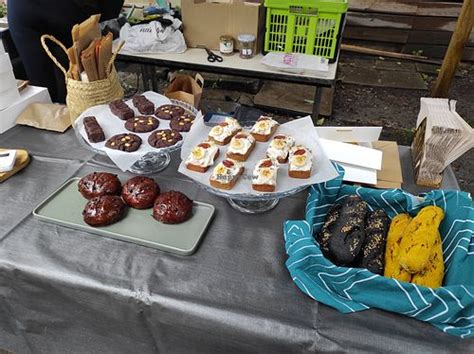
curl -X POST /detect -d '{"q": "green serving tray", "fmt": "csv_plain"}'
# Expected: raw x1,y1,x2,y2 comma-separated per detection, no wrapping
33,178,215,256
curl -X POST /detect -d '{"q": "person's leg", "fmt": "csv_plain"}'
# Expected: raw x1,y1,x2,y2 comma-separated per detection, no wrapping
8,0,60,101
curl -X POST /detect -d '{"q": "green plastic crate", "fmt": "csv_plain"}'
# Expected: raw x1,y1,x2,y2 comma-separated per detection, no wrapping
264,0,348,60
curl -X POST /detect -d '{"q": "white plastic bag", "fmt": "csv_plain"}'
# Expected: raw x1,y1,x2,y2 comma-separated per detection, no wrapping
261,52,329,74
120,16,186,54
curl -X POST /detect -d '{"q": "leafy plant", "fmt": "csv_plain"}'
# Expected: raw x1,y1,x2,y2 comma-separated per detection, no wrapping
0,3,6,18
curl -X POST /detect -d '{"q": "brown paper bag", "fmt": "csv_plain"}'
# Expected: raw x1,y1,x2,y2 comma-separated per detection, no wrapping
164,73,204,108
16,103,71,132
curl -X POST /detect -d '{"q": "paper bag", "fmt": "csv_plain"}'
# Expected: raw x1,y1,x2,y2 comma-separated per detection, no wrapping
16,103,71,132
164,73,204,108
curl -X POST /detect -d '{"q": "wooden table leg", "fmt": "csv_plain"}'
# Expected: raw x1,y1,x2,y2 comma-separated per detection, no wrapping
312,86,323,124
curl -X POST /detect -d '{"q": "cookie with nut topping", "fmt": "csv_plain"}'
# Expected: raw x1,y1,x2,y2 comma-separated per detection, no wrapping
125,116,159,133
105,133,142,152
148,129,183,148
288,145,312,179
170,113,195,132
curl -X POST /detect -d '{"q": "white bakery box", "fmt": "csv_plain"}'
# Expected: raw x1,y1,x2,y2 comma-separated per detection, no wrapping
0,52,20,110
0,85,52,134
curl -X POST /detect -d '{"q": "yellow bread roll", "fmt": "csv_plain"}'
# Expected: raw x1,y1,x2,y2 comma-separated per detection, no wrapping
384,213,413,282
399,206,445,274
411,231,444,288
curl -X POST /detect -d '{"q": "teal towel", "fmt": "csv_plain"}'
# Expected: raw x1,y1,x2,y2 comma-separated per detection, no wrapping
284,164,474,338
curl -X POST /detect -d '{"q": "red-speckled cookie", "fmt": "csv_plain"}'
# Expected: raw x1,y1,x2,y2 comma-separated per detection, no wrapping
82,195,125,226
78,172,122,200
122,176,160,209
152,191,193,224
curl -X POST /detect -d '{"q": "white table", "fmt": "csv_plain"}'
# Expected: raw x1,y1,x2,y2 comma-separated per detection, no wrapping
117,48,339,121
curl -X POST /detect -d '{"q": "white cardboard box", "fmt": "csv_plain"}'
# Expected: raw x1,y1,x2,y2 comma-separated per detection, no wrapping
0,85,52,134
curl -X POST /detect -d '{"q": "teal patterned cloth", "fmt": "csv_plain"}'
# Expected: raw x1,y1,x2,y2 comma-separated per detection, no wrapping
284,164,474,338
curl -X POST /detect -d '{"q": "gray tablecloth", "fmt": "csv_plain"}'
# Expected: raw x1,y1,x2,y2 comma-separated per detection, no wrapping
0,126,470,353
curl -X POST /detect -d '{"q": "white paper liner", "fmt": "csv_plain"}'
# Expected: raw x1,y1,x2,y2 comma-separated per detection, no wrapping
178,115,339,195
76,91,195,171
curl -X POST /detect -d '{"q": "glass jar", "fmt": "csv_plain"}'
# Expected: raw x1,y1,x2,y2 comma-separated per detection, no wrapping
237,34,256,59
219,35,234,56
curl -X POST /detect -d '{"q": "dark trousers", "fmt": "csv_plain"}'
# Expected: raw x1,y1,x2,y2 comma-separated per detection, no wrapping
8,0,123,103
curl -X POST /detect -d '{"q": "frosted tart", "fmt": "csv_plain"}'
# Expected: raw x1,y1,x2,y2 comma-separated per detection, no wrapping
288,145,312,179
185,141,220,173
208,117,242,145
252,158,279,192
266,134,295,163
209,159,244,190
250,116,279,142
226,131,256,162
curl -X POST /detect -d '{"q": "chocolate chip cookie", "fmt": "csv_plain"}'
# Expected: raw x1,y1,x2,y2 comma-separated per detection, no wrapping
105,133,142,152
148,129,182,148
125,116,159,133
170,113,195,132
155,105,185,120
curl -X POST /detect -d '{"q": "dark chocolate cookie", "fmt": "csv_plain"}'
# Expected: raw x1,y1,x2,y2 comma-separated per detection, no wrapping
170,113,195,132
132,95,154,115
356,209,389,274
78,172,122,200
155,105,185,120
122,176,160,209
83,116,105,143
125,116,159,133
109,100,134,120
83,195,125,226
148,129,182,148
152,191,193,224
105,133,142,152
326,195,368,266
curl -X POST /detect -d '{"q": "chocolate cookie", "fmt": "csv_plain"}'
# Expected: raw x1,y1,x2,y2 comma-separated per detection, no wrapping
122,176,160,209
153,191,193,224
132,95,154,115
155,105,185,120
110,100,134,120
83,195,125,226
170,113,195,132
78,172,122,200
148,129,182,149
316,203,342,260
125,116,159,133
326,195,368,266
83,116,105,143
356,209,389,274
105,133,142,152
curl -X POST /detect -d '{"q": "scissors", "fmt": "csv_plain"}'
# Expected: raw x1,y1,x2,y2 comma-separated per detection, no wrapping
199,46,223,63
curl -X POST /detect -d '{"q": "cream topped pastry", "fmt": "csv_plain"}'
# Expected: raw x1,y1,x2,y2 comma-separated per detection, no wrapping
226,132,256,162
185,141,220,173
252,158,279,192
250,116,279,142
209,158,244,190
208,117,242,145
266,134,295,163
289,145,312,179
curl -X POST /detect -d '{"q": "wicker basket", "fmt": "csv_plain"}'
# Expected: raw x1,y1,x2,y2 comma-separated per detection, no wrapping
40,34,124,123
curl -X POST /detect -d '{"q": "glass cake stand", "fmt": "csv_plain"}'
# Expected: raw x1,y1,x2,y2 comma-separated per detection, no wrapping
74,99,198,175
199,183,309,214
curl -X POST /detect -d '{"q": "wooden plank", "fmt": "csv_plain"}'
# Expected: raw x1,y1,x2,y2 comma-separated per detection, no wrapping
403,43,474,61
343,26,409,44
347,12,459,32
348,0,462,17
344,26,474,46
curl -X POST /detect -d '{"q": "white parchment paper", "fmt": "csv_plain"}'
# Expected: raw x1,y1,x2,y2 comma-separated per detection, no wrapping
76,91,194,171
178,115,339,195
